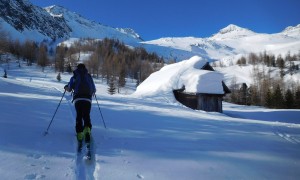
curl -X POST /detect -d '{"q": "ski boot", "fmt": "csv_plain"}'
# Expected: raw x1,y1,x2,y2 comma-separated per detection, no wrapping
77,132,84,152
83,127,91,143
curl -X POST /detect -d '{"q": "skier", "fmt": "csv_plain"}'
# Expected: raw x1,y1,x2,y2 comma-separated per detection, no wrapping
64,63,96,146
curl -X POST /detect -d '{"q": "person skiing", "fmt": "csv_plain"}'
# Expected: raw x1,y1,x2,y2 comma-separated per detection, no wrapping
64,63,96,146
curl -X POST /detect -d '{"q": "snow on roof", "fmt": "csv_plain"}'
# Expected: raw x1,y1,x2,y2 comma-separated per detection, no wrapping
133,56,225,98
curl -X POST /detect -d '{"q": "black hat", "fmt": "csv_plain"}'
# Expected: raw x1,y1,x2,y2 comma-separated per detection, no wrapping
77,63,86,69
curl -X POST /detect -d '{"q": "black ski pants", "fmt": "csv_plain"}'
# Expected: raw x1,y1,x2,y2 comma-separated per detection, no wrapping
75,100,92,133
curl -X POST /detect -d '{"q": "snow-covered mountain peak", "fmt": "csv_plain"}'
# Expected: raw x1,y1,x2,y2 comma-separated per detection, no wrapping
211,24,256,40
220,24,247,33
116,28,142,40
44,5,91,23
44,5,64,18
281,24,300,37
283,24,300,32
45,5,66,13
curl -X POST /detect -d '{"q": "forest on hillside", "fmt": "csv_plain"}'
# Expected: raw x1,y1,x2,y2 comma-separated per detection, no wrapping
214,51,300,109
54,38,164,94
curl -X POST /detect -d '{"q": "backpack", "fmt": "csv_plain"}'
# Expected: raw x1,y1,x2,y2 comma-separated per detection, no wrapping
73,70,94,97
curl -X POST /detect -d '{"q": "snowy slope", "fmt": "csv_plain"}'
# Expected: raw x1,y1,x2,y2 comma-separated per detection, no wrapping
1,59,300,179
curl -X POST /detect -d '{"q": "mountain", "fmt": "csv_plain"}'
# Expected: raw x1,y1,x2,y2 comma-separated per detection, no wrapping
141,24,300,62
44,5,143,44
0,0,70,41
281,24,300,37
0,0,142,44
210,24,257,40
0,0,299,62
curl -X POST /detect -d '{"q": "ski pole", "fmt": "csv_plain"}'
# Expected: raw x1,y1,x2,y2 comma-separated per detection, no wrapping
94,94,107,129
44,89,66,135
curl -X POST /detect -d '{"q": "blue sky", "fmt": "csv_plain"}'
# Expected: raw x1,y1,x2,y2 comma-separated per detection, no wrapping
29,0,300,40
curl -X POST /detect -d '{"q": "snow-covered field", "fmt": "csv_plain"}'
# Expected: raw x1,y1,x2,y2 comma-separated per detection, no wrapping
0,61,300,180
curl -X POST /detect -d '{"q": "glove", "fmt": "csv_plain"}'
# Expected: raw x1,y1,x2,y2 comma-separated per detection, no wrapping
64,85,69,91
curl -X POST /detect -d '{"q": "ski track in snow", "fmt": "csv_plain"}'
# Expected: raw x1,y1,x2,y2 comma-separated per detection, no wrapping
274,129,300,144
59,88,99,180
75,139,97,180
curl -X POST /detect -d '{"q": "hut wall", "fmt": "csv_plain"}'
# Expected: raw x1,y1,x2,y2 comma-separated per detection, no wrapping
173,90,223,112
197,94,223,113
173,90,197,109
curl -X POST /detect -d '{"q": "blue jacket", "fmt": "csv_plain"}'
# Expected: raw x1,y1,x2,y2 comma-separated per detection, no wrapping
68,68,96,103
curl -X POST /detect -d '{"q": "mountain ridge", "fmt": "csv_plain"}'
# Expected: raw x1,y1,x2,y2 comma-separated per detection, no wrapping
0,0,299,62
0,0,142,44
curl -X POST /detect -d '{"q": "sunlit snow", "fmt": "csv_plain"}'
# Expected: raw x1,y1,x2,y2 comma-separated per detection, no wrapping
0,60,299,179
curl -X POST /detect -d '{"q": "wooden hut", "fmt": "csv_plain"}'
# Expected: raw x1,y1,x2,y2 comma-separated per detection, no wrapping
173,63,230,113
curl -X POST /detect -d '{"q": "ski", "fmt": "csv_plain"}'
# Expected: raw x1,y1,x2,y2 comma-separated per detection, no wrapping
77,141,83,153
84,136,93,161
76,133,94,162
85,143,92,160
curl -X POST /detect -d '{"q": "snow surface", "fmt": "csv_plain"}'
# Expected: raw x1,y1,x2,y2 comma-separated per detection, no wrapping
0,60,300,180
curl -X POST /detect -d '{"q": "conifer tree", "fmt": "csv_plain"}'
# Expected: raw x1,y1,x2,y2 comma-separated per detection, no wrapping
273,85,285,108
56,73,61,82
118,60,127,92
3,69,7,78
276,55,285,78
294,87,300,109
108,76,116,95
265,88,273,108
285,89,294,109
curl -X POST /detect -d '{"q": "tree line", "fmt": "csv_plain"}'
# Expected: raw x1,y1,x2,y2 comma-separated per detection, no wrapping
54,38,164,94
224,51,300,109
1,37,50,71
1,26,164,94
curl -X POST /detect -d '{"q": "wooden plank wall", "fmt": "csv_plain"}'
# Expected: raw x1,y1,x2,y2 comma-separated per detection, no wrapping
173,90,223,112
